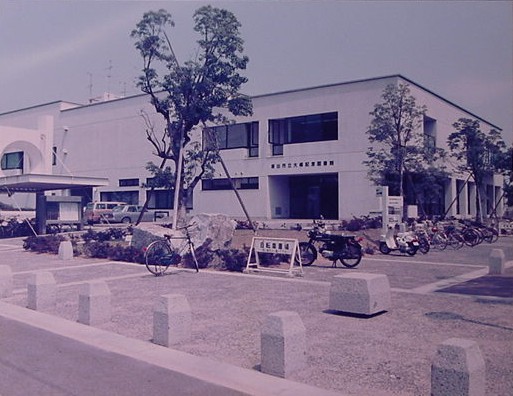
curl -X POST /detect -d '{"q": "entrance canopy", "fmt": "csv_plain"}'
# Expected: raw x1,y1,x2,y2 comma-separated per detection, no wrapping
0,174,109,194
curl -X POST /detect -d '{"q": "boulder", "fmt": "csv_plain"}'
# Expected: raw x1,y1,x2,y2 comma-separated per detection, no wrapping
131,213,236,251
189,213,236,250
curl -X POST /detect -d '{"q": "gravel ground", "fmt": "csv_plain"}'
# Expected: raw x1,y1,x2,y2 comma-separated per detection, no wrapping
1,231,513,395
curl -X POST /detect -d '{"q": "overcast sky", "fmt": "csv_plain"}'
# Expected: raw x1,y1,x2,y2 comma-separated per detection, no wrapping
1,0,512,143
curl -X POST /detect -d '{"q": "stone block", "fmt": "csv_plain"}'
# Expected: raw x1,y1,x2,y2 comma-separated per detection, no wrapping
261,311,307,378
431,338,486,396
153,294,192,347
78,281,111,326
58,240,74,260
329,273,391,315
27,272,56,311
0,265,13,298
489,249,505,275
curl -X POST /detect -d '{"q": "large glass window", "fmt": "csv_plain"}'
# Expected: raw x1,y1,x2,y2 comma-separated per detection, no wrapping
203,122,259,157
202,177,259,191
100,191,139,205
1,151,24,170
119,178,140,187
269,112,338,155
423,116,437,155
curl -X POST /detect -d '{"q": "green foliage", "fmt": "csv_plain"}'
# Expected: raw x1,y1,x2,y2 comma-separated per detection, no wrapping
365,83,446,197
448,118,508,220
83,242,145,263
365,83,449,217
82,228,128,243
23,234,66,254
131,6,253,224
216,248,248,272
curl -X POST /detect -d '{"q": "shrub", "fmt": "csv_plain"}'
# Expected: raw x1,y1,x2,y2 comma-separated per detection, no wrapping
23,234,66,254
215,247,248,272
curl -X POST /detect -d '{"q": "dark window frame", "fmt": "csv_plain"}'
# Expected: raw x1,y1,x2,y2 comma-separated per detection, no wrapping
1,151,24,170
268,112,338,156
203,122,259,157
119,178,140,187
202,176,259,191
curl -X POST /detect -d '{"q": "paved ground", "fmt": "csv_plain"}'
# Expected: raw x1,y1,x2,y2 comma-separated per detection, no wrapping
0,230,512,395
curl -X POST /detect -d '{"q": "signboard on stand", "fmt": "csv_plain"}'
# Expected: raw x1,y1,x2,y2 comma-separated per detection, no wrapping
245,237,303,277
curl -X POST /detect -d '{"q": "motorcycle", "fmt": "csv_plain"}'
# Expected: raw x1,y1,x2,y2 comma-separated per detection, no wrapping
379,224,419,256
299,219,363,268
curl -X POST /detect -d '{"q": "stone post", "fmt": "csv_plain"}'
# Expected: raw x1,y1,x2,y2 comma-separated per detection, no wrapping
0,265,13,298
431,338,486,396
153,294,192,347
58,240,74,260
329,273,391,315
489,249,505,275
261,311,307,378
27,272,56,311
78,281,111,326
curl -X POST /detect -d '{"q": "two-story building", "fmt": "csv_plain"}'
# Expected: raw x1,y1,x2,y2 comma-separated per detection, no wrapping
0,75,505,222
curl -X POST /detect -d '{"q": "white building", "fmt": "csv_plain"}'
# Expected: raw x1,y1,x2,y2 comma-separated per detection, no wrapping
0,75,505,221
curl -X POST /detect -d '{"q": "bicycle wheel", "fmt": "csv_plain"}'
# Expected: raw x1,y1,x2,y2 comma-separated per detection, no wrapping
145,240,173,276
447,232,464,250
431,233,447,250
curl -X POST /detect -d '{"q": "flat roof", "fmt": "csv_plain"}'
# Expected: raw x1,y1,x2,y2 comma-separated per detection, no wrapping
0,174,109,194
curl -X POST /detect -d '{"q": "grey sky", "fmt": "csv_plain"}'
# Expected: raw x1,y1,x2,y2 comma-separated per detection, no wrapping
1,0,512,143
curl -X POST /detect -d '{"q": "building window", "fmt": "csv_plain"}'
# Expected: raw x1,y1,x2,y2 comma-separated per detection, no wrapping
1,151,24,170
145,189,193,210
202,177,259,191
119,178,140,187
100,191,139,205
268,112,338,155
203,122,259,157
423,116,437,155
52,147,57,166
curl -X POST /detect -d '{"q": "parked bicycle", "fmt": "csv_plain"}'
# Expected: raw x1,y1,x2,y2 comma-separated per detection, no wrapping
144,223,200,276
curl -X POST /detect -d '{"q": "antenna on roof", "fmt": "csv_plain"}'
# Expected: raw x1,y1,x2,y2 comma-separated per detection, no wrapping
87,72,93,103
106,60,113,94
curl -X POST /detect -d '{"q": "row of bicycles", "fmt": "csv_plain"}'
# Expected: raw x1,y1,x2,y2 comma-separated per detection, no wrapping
413,219,499,252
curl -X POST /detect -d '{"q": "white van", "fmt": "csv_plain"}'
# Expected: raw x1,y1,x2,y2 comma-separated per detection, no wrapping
83,202,126,224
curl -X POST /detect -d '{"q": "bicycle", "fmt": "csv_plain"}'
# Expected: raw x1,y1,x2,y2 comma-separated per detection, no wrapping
144,223,200,276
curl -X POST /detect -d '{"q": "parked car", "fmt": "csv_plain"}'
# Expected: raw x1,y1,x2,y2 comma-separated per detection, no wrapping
83,201,126,224
111,205,161,224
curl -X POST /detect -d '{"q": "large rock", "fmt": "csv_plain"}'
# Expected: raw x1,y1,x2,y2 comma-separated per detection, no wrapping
189,213,236,250
131,213,236,251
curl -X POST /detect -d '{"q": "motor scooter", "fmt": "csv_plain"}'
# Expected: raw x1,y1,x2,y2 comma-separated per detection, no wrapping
379,224,419,256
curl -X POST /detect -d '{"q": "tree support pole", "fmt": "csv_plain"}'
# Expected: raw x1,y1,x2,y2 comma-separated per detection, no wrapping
443,173,472,220
218,155,257,233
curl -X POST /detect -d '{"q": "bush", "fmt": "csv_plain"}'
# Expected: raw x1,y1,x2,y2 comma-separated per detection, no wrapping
23,234,66,254
83,241,145,263
215,247,248,272
82,227,128,243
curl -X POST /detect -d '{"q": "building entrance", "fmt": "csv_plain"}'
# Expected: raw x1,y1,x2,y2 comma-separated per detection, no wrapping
289,174,338,219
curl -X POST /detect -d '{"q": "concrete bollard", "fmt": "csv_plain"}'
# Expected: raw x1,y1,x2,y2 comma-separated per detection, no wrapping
329,273,391,316
78,281,111,326
27,272,56,311
58,240,74,260
153,294,192,347
489,249,505,275
431,338,486,396
261,311,307,378
0,265,13,298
